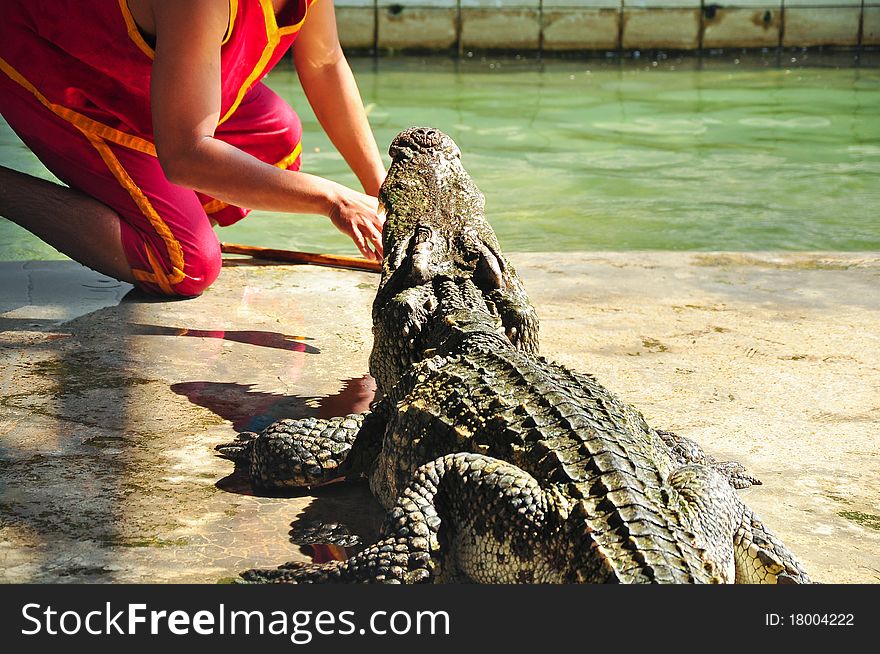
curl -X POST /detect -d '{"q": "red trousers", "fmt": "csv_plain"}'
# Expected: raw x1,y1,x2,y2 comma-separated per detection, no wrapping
2,76,302,296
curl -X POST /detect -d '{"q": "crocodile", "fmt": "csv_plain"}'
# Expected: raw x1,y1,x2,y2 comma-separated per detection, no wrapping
218,127,810,584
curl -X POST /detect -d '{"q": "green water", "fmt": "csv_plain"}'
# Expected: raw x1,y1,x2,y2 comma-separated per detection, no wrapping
1,54,879,260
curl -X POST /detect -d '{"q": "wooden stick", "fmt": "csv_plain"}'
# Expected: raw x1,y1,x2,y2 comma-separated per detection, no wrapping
220,242,381,273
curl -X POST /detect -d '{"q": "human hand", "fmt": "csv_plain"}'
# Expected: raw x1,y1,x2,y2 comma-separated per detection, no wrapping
327,187,385,262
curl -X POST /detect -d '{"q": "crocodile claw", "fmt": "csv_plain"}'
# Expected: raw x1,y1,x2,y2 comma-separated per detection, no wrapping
712,460,762,489
215,431,258,463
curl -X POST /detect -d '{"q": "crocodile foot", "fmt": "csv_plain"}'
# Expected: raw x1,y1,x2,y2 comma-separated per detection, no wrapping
215,414,368,490
239,560,352,584
215,431,259,462
237,452,570,584
710,460,762,490
655,429,761,489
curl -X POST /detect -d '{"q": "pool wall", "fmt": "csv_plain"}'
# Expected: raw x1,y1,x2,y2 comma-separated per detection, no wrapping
334,1,879,53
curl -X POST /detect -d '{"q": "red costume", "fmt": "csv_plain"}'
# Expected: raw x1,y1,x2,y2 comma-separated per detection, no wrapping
1,0,317,296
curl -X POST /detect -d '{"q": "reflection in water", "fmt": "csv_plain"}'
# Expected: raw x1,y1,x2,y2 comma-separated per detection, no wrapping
738,116,832,129
318,375,376,418
592,117,714,135
128,323,319,354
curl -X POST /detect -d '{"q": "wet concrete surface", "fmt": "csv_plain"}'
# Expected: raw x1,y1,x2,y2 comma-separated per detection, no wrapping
0,253,878,583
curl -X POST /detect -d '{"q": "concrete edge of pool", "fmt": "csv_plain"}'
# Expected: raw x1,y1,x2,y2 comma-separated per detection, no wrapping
0,251,878,583
333,4,880,53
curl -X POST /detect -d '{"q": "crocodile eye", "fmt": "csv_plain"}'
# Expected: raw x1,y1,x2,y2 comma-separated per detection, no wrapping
389,144,416,162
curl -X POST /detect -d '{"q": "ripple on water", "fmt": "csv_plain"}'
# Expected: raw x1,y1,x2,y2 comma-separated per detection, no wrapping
592,117,718,136
704,153,788,168
846,145,880,157
575,149,695,171
738,116,832,129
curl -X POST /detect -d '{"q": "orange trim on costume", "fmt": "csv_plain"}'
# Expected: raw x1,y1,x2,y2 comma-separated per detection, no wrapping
1,56,186,293
119,0,156,59
202,141,302,214
222,0,240,46
0,57,158,157
275,141,304,170
83,133,187,288
277,0,317,37
202,199,229,215
202,199,228,215
218,0,314,125
141,242,178,295
218,0,278,126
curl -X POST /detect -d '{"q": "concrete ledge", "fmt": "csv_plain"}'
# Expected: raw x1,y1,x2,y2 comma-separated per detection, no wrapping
336,4,875,51
865,6,880,46
461,8,542,50
783,7,862,47
335,6,377,50
1,253,878,583
622,7,702,50
702,7,782,49
378,7,458,50
542,8,621,51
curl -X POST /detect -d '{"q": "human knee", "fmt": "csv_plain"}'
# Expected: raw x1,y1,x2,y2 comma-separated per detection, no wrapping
173,237,222,297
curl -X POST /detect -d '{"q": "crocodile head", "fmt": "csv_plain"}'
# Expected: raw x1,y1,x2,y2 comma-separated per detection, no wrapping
370,127,538,392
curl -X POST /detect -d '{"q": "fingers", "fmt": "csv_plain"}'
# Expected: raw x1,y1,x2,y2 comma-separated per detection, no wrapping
327,188,385,262
346,197,384,261
362,220,384,259
350,221,382,262
350,226,374,261
359,233,381,262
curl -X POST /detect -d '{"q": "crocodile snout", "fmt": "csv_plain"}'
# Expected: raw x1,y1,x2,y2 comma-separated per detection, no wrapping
389,127,459,161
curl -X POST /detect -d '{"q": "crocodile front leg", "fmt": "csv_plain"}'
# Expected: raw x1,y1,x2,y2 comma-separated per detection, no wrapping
655,429,761,489
216,408,387,490
238,452,565,583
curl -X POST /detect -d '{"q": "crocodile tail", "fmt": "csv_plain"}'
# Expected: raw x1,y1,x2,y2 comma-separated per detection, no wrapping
734,508,812,584
215,431,258,463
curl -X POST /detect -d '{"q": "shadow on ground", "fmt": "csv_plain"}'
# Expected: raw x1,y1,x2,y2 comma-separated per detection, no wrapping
0,260,380,582
1,255,879,583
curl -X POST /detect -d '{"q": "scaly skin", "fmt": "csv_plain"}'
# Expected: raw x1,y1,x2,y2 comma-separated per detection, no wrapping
218,127,810,584
217,413,369,489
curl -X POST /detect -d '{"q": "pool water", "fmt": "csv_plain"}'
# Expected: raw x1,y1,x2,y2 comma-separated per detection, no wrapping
1,54,878,260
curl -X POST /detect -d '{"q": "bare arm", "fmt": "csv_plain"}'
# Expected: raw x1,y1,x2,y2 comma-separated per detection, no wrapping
149,0,382,259
294,0,386,197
